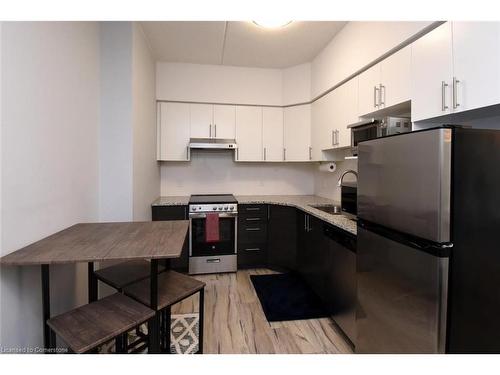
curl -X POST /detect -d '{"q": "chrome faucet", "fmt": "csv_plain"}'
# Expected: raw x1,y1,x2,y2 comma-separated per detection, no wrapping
337,170,358,187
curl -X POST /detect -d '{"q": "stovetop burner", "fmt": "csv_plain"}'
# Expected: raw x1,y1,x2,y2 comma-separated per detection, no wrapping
189,194,237,204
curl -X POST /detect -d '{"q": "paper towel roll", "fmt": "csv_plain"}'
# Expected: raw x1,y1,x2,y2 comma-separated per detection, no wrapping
319,162,337,173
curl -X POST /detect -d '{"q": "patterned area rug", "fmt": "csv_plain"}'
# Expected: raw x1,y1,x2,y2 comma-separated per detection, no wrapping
99,313,199,354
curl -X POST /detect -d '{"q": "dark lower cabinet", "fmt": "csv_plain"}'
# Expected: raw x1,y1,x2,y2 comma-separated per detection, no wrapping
267,205,297,271
297,213,329,299
151,205,189,271
297,211,357,345
238,204,268,268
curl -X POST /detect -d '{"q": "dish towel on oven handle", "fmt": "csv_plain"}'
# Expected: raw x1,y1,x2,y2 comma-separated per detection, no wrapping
205,212,220,243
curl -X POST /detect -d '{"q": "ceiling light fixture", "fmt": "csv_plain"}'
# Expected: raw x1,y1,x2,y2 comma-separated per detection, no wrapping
252,20,293,29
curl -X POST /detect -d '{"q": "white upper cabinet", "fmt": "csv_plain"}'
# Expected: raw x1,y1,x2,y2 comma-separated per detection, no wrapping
311,94,329,160
157,102,190,161
190,103,213,138
235,106,262,161
284,104,311,161
189,103,235,139
412,23,454,121
262,107,284,161
380,45,412,109
358,46,411,117
452,22,500,113
412,22,500,122
358,63,382,117
213,105,236,139
335,78,358,148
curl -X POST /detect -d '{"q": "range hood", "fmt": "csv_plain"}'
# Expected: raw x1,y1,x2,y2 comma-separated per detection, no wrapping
189,138,238,150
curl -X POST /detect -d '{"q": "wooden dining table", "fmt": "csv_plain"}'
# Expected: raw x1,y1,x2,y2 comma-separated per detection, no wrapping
0,220,189,353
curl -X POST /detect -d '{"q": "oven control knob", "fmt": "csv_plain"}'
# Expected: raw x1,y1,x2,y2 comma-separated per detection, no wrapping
229,206,234,211
213,206,217,210
218,206,223,211
224,206,228,211
192,207,197,211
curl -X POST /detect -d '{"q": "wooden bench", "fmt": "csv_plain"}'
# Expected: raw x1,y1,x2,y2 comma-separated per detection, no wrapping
47,293,155,354
124,270,206,353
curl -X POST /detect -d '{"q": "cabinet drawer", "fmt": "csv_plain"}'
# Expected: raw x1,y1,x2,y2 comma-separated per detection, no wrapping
238,223,268,243
238,204,268,218
238,243,267,268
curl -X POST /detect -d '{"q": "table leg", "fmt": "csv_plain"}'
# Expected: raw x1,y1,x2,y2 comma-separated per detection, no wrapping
197,287,204,354
149,259,160,353
41,264,55,352
88,262,98,303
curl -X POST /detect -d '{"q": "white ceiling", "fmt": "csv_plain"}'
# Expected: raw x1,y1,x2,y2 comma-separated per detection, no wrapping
140,21,346,69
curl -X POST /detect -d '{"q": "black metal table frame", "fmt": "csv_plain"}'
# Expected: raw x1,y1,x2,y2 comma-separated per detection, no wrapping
40,259,162,353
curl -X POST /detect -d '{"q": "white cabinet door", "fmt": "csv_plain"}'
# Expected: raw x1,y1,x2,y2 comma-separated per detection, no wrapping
452,22,500,113
335,77,358,148
284,104,311,161
213,105,235,139
412,22,453,122
262,107,284,161
311,95,328,160
358,63,381,116
158,102,190,161
190,103,212,138
235,106,262,161
380,45,412,108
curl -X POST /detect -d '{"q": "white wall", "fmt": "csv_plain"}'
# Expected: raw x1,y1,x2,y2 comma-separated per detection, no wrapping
314,159,358,202
156,62,283,106
99,22,134,222
311,21,434,98
282,63,311,105
132,24,160,221
161,151,315,196
0,22,100,350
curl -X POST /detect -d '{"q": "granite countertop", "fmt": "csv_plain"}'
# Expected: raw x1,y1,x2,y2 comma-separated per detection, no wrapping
152,195,357,235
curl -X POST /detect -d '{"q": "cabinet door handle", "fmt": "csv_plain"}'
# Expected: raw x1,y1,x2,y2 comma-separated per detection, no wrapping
453,77,460,109
304,214,307,231
332,130,335,146
283,148,286,161
244,248,261,252
441,81,449,111
374,86,379,108
245,218,261,221
245,228,261,231
336,130,340,145
309,146,312,160
186,146,189,160
214,124,217,138
209,124,212,138
379,84,385,106
245,207,261,211
264,147,266,161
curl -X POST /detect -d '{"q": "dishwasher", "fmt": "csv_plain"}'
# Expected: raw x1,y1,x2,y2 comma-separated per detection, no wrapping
324,224,357,345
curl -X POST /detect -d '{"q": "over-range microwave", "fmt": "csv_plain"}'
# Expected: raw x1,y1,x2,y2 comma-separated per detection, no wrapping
348,117,412,153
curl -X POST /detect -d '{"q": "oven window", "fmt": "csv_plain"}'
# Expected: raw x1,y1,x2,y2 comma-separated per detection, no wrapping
191,217,236,257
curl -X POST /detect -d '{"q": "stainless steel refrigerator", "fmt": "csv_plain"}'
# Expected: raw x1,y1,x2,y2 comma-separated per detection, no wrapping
356,126,500,353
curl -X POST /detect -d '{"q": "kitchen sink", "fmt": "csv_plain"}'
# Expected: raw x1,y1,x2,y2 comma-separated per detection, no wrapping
308,204,343,215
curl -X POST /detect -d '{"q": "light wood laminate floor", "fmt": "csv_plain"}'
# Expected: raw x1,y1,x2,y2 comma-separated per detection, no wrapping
171,268,354,354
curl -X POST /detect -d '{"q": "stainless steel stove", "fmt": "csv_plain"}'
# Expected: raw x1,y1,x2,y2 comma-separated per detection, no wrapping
188,194,238,275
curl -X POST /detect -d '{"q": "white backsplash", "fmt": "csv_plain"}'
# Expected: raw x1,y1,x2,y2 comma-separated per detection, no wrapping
160,150,316,196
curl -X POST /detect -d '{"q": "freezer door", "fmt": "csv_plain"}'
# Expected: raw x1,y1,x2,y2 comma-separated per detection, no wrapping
358,128,452,243
356,225,449,353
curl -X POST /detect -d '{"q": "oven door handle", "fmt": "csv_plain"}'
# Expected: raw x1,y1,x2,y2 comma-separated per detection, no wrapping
189,212,238,219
